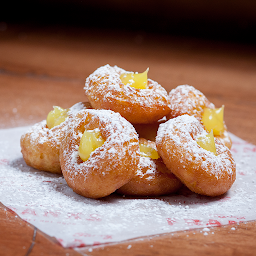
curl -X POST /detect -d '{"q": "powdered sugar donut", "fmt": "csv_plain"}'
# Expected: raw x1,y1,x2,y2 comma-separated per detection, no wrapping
168,84,232,149
117,138,182,196
84,64,170,123
156,115,236,197
59,109,140,199
20,102,91,174
167,85,215,121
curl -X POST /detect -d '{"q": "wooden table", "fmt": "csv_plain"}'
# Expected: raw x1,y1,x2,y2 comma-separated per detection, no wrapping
0,24,256,256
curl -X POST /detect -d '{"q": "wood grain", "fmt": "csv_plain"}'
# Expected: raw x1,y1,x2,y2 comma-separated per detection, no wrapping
0,24,256,256
0,203,81,256
77,221,256,256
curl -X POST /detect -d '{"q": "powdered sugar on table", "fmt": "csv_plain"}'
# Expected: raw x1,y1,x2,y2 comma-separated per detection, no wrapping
0,126,256,248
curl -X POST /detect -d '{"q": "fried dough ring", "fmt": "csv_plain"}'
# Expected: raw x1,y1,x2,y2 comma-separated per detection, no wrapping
156,115,236,197
168,84,232,149
20,102,92,174
59,109,140,199
117,138,182,196
167,84,215,121
84,64,170,124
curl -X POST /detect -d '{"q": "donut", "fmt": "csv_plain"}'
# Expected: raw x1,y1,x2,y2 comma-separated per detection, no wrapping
59,109,140,199
167,84,215,121
84,64,170,124
20,102,91,174
156,115,236,197
117,138,182,196
168,84,232,149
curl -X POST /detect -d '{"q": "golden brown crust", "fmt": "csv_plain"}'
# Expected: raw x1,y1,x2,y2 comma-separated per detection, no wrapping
167,85,215,121
59,109,140,199
20,121,64,174
20,102,92,174
156,115,236,197
117,138,182,197
84,65,170,124
168,85,232,149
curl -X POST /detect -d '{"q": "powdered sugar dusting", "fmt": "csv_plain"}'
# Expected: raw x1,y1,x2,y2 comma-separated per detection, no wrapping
60,108,139,184
68,102,89,114
84,65,168,105
168,85,215,120
156,115,235,178
0,126,255,248
84,64,170,123
21,102,91,150
21,120,63,148
137,156,157,180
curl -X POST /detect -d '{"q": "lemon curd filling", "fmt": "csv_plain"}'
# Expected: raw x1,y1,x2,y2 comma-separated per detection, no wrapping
78,129,105,161
139,143,160,159
120,68,149,89
46,106,69,129
197,130,217,155
201,106,225,136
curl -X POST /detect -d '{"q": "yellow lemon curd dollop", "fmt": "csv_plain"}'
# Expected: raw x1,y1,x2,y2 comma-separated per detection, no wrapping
78,129,105,161
46,106,69,129
197,130,217,156
201,106,225,136
139,143,160,159
120,68,149,89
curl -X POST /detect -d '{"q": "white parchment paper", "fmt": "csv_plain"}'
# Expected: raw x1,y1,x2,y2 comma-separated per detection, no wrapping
0,126,256,248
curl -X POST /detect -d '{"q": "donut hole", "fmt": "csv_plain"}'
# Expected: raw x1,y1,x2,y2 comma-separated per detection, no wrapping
67,113,106,163
196,130,217,156
139,138,160,160
120,68,148,89
202,106,225,136
78,128,105,162
46,106,69,129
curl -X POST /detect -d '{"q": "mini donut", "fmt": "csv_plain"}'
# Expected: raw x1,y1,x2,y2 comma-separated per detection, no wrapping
20,102,92,174
84,64,170,124
59,109,140,199
156,115,236,197
117,138,183,196
167,84,215,121
168,84,232,149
